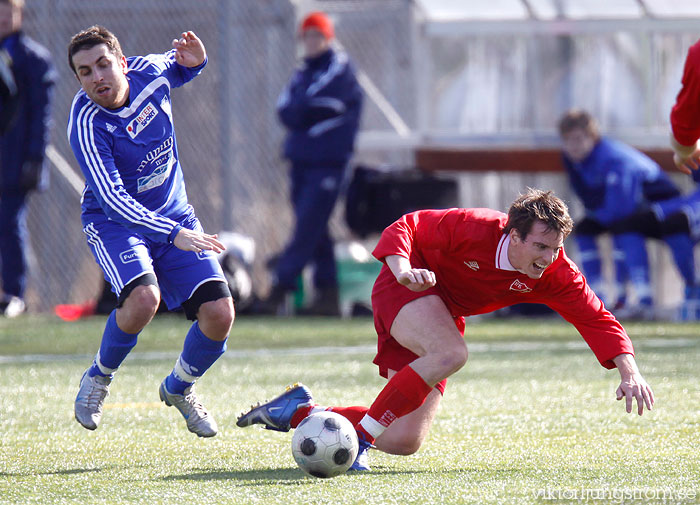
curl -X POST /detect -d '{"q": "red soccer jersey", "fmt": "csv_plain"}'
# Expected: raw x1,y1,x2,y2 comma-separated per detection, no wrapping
371,208,634,369
671,39,700,146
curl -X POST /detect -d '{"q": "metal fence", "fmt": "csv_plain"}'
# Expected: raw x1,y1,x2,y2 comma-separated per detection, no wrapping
19,0,414,312
14,0,700,313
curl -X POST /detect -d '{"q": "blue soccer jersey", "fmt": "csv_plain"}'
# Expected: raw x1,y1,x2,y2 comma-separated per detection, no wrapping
68,50,205,243
67,50,226,308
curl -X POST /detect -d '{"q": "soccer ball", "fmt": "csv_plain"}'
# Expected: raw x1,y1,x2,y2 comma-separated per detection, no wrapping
291,411,359,478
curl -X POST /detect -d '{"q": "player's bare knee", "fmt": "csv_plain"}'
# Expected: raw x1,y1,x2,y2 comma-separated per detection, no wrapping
379,434,424,456
124,285,160,320
395,436,424,456
198,297,234,336
435,342,468,376
456,342,469,366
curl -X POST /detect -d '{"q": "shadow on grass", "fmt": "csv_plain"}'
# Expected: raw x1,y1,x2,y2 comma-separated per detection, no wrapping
162,468,303,483
161,466,429,483
1,467,104,477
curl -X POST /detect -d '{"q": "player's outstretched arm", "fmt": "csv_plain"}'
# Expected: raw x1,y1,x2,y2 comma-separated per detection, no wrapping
385,254,436,292
171,31,206,68
612,353,655,416
173,228,225,254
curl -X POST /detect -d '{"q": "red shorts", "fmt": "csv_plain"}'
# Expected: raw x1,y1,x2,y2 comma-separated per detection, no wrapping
370,265,466,395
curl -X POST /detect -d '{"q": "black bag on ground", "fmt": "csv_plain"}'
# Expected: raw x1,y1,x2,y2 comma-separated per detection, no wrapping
345,165,458,238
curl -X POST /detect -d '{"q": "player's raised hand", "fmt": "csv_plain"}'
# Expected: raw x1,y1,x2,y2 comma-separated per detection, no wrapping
173,228,225,254
171,31,206,68
396,268,437,292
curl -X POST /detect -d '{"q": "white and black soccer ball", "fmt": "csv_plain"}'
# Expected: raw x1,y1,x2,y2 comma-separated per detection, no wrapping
291,411,359,478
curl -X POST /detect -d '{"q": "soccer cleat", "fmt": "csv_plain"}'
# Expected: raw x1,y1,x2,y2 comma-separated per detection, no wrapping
159,380,218,438
348,432,374,471
236,383,313,432
75,370,111,430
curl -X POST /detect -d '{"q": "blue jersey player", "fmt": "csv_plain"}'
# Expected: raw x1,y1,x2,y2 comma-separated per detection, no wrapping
559,109,695,317
67,26,234,437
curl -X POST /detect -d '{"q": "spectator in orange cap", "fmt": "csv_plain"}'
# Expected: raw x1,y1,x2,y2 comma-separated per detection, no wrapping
255,11,363,316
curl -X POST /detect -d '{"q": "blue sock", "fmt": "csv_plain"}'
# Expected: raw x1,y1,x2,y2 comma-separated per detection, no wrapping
663,233,696,285
576,234,602,280
88,310,139,377
614,232,652,304
576,234,607,301
165,322,227,394
611,244,628,305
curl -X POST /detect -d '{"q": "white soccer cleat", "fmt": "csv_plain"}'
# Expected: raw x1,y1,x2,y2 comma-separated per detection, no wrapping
159,380,218,438
75,370,111,430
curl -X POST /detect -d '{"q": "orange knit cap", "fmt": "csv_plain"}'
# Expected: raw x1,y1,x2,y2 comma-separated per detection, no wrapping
300,11,334,40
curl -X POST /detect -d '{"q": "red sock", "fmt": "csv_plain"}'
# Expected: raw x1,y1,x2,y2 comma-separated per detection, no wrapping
291,404,369,428
326,406,369,426
290,404,314,428
356,365,432,443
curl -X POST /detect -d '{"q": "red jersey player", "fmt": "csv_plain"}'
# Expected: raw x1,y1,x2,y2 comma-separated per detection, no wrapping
671,39,700,173
237,189,655,471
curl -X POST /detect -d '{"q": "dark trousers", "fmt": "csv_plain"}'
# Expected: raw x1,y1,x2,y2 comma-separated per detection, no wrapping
275,164,344,290
0,192,28,298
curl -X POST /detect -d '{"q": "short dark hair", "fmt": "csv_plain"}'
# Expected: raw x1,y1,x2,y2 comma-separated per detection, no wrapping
504,188,573,240
557,109,600,140
68,25,124,74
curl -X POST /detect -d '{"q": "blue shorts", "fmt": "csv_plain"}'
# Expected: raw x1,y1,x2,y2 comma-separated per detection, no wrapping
82,209,226,311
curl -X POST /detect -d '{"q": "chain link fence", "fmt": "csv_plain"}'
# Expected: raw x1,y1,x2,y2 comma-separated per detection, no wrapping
18,0,415,312
14,0,700,313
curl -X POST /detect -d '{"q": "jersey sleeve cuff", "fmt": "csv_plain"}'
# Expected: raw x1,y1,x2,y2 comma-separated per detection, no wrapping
670,131,699,156
168,224,183,243
187,56,207,72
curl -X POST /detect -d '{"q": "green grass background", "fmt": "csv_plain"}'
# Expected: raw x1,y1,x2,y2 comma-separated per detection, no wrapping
1,315,699,504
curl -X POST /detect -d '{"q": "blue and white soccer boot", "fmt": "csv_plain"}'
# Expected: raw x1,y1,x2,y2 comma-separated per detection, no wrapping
159,380,218,438
236,383,313,432
348,432,374,471
75,369,112,430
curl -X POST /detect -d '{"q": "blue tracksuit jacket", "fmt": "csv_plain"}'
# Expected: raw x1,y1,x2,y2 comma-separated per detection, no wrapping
277,47,362,168
0,32,55,194
563,137,678,225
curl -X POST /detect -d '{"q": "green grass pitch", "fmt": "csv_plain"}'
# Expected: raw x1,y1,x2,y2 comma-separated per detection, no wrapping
1,315,699,504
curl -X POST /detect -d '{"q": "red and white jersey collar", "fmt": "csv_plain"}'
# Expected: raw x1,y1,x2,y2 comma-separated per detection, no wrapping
495,233,517,271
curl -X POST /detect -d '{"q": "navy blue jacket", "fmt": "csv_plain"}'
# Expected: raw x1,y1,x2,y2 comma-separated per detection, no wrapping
277,48,362,168
0,32,55,194
563,137,679,225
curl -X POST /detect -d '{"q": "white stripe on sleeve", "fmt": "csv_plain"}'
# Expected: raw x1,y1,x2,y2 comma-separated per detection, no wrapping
76,103,177,235
306,52,348,97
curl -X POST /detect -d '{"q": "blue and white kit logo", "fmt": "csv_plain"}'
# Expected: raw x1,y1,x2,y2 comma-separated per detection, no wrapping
119,250,140,264
137,157,173,193
138,135,173,172
126,103,159,139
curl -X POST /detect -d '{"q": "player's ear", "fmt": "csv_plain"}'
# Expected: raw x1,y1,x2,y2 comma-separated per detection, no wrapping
120,55,128,74
509,228,522,244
